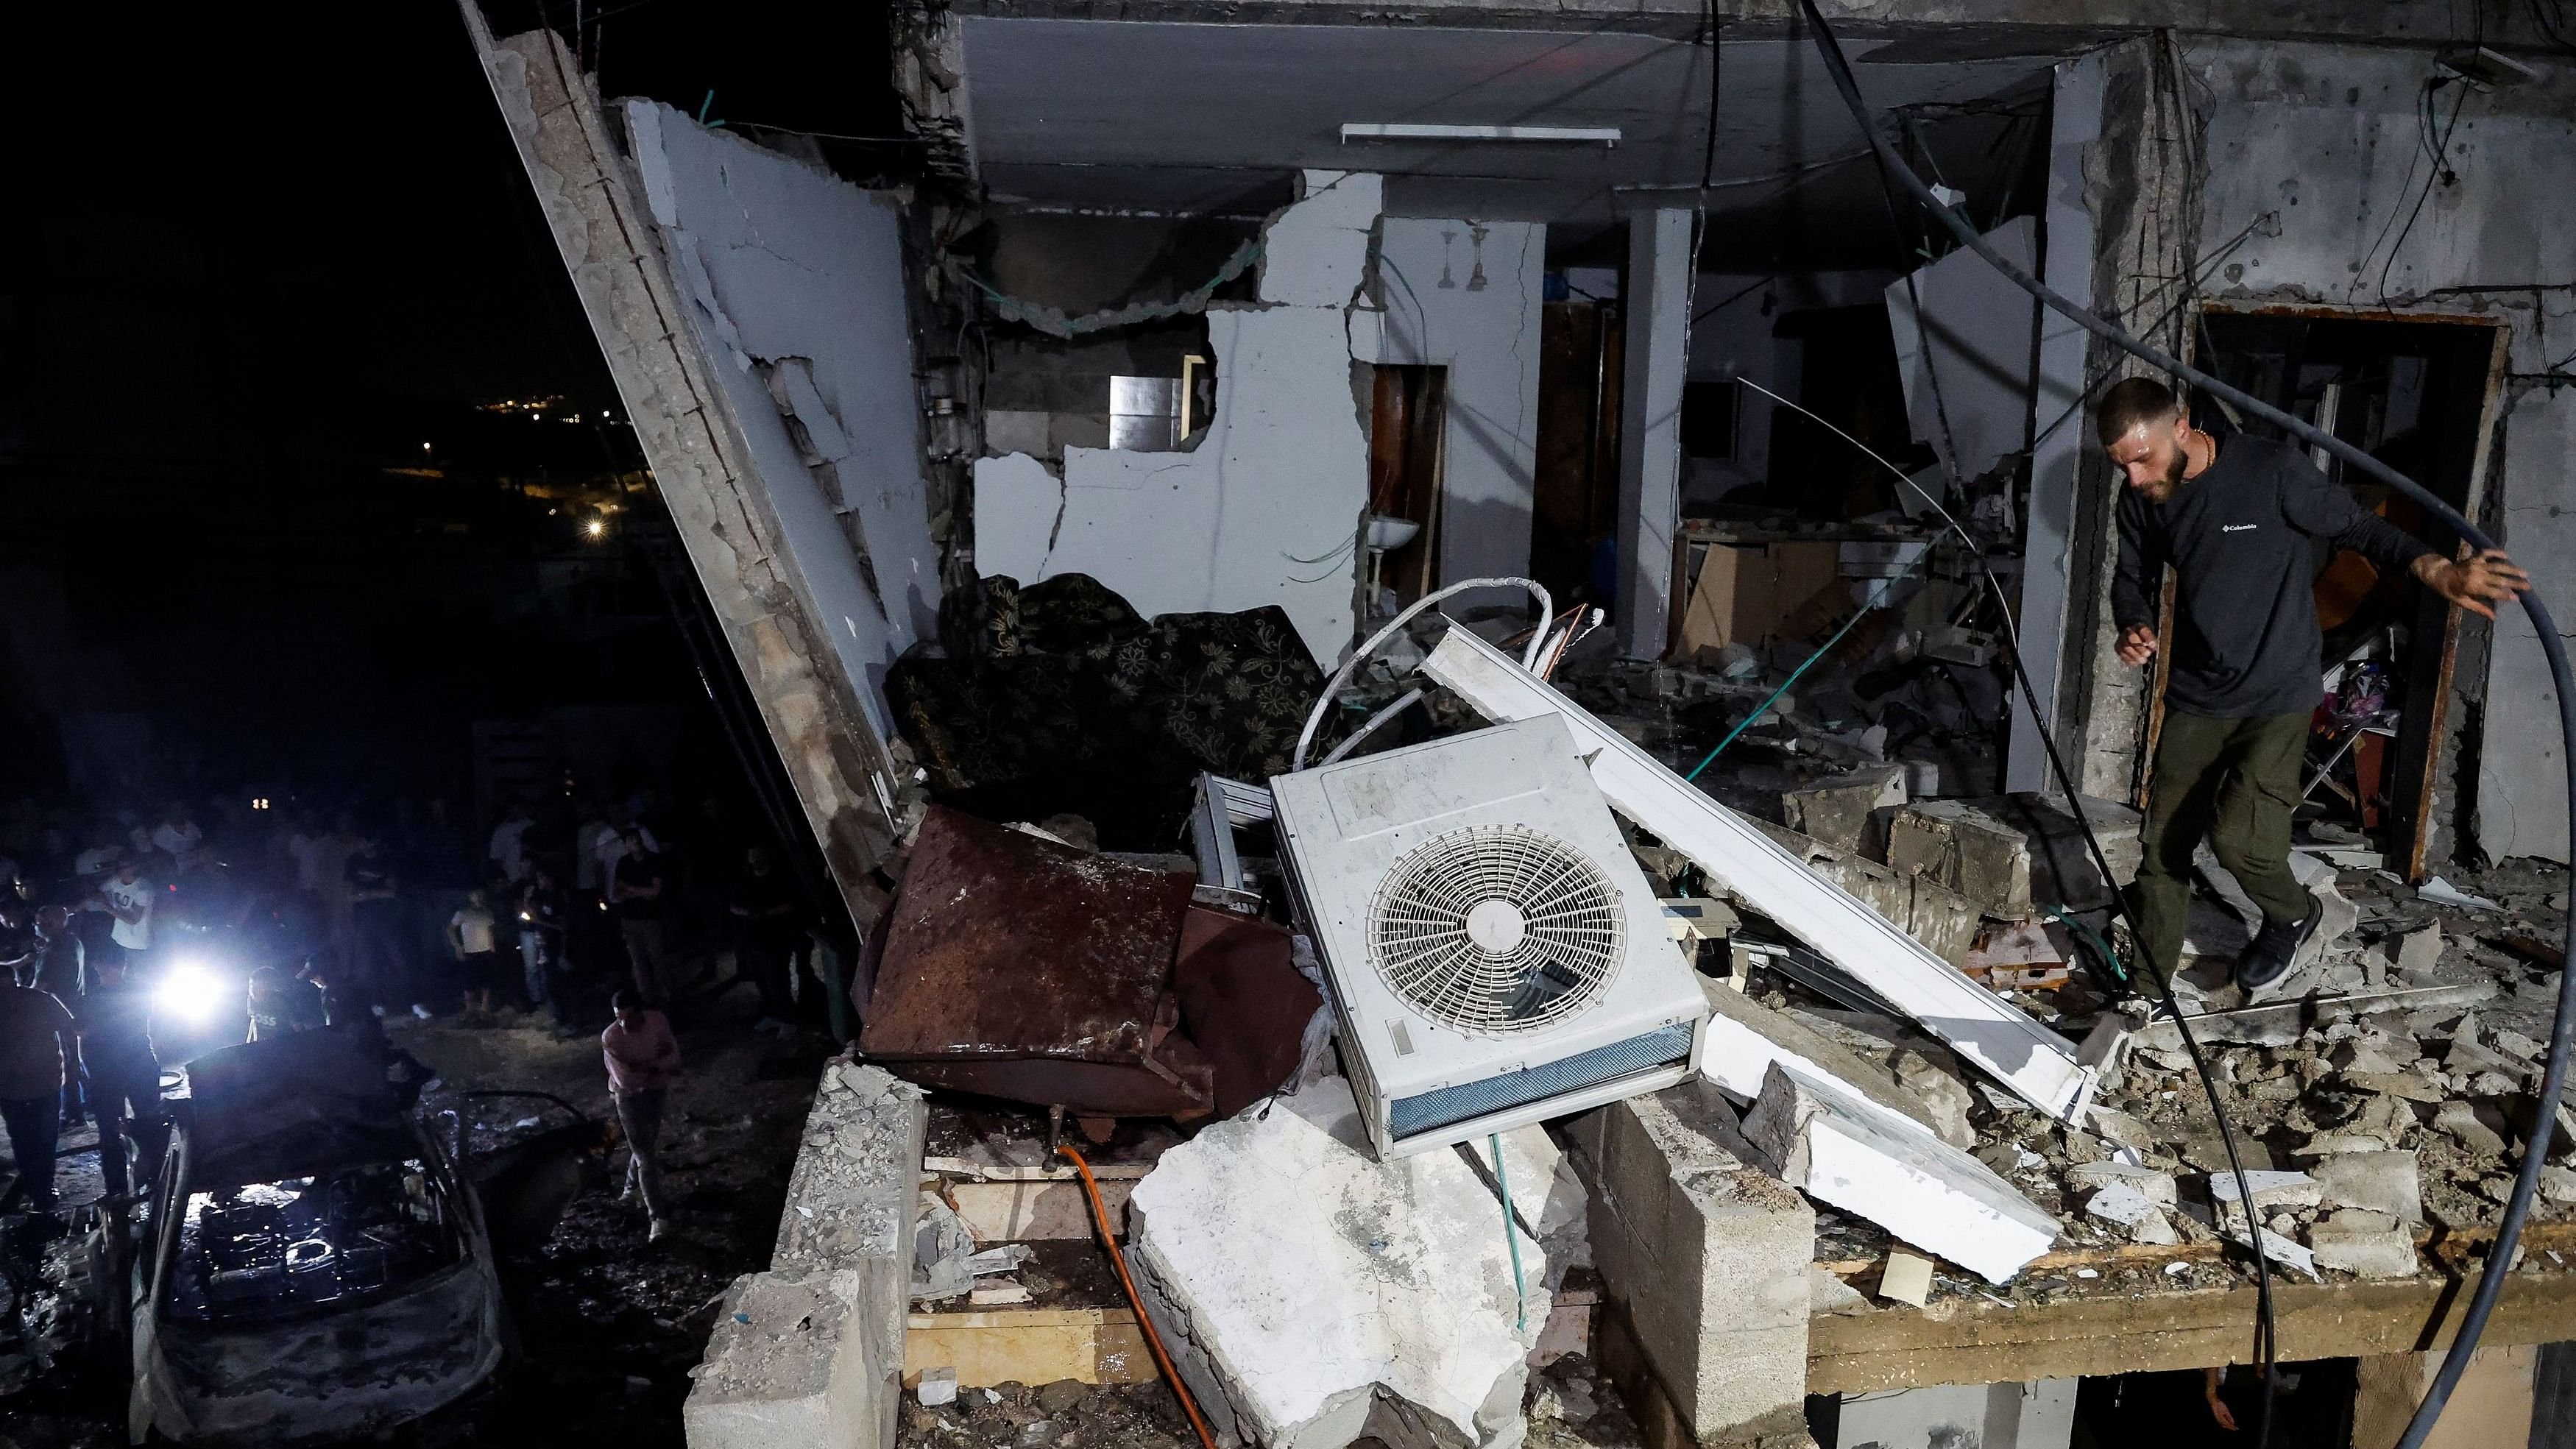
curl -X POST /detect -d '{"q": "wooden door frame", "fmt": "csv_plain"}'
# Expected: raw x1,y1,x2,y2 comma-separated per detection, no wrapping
2140,300,2512,879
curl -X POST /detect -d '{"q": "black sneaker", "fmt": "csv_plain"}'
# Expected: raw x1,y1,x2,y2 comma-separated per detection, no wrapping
2234,888,2324,992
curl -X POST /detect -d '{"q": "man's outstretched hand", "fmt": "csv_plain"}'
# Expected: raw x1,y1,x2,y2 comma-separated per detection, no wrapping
2117,623,2159,667
2415,548,2533,620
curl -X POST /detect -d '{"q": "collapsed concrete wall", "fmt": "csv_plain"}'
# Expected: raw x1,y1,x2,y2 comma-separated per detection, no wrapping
462,21,912,914
2188,37,2576,864
624,101,945,717
973,171,1379,664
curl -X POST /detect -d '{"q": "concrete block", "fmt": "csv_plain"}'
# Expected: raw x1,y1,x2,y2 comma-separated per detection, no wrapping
1749,819,1981,966
687,1269,880,1449
2313,1151,2423,1225
2309,1210,2419,1279
1577,1083,1814,1446
1886,795,2140,918
1886,800,2037,918
2065,1161,2177,1205
688,1062,925,1449
1743,1063,2059,1284
1780,767,1907,855
2208,1169,2322,1214
1125,1077,1543,1449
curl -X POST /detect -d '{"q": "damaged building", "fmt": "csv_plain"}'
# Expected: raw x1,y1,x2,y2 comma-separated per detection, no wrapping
451,2,2576,1447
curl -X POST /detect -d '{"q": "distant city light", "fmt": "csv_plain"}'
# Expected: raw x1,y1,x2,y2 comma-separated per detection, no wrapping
251,797,269,810
584,518,608,539
421,442,432,452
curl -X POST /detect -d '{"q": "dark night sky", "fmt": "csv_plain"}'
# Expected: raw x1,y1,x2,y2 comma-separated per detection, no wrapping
0,4,903,801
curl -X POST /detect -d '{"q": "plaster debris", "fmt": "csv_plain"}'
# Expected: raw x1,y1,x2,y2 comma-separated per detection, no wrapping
1125,1077,1543,1449
1809,1266,1871,1315
1742,1063,2059,1284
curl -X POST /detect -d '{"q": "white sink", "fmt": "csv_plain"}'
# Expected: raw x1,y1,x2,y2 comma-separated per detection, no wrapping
1365,515,1421,550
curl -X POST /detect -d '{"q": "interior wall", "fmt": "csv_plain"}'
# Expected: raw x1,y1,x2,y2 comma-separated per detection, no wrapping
972,171,1379,664
1360,218,1546,587
624,101,944,733
2188,37,2576,863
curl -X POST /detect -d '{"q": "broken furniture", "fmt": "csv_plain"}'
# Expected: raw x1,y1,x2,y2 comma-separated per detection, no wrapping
860,806,1319,1120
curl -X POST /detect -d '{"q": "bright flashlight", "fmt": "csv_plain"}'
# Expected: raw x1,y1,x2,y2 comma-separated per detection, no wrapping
584,518,607,539
156,960,229,1023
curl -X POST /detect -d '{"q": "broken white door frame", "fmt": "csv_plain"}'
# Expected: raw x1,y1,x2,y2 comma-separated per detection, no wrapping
1422,626,2095,1122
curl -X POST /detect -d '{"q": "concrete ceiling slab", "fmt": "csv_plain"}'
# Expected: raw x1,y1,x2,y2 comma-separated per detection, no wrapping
958,18,2059,231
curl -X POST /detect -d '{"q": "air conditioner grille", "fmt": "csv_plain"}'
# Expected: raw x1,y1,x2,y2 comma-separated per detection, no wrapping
1367,824,1624,1035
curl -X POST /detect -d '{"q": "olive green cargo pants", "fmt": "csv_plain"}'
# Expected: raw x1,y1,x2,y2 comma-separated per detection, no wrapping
2131,709,2315,980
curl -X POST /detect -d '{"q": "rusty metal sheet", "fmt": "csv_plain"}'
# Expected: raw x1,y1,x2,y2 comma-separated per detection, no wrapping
1172,908,1322,1119
860,807,1211,1116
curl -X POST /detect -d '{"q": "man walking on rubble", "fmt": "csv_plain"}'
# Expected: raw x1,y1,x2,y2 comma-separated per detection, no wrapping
601,988,679,1244
2098,377,2530,991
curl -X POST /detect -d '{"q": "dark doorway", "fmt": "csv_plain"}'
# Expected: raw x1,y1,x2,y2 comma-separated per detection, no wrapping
2194,310,2506,879
1766,304,1932,519
2076,1359,2357,1449
1529,297,1624,608
1367,364,1446,612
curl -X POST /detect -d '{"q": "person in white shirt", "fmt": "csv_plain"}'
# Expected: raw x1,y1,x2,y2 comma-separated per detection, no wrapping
92,857,155,971
487,801,535,888
149,802,205,876
446,889,504,1024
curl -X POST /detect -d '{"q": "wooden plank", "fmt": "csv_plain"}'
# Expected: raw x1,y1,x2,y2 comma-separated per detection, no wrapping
947,1178,1132,1242
904,1308,1158,1389
1808,1262,2576,1393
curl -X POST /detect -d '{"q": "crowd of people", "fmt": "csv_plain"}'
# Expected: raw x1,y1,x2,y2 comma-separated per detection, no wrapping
0,783,835,1222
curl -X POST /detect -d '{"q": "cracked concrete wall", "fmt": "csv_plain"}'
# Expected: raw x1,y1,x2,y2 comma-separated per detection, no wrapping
1358,217,1546,589
2187,38,2576,862
624,100,943,729
972,171,1380,663
464,20,906,921
2052,37,2198,804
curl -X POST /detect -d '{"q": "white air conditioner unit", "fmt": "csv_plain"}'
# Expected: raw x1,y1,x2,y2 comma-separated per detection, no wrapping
1271,715,1709,1158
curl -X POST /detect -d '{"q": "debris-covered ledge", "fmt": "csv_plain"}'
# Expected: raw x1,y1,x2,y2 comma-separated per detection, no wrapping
684,1063,928,1449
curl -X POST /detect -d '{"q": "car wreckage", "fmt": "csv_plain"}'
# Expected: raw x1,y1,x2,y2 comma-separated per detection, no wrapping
125,1030,506,1444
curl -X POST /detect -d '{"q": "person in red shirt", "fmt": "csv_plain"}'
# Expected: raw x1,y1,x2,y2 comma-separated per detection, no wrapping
601,989,679,1242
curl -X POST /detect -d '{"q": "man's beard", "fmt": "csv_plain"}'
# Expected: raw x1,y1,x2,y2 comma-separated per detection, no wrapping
2140,446,2188,503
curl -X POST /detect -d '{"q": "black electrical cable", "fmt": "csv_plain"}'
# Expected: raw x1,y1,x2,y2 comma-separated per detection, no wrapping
1794,7,2576,1443
1737,368,2282,1448
1855,59,2281,1442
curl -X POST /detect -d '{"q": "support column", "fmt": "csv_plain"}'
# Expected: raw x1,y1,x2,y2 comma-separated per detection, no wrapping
2006,50,2105,795
1617,208,1693,659
2044,37,2203,802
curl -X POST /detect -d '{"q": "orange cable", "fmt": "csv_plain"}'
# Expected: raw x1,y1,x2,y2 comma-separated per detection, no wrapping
1058,1144,1219,1449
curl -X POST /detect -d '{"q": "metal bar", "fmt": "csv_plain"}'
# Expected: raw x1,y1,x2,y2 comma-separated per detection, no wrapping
1422,626,2095,1122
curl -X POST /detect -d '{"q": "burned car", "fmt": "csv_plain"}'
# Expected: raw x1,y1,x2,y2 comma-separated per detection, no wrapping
127,1029,504,1443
